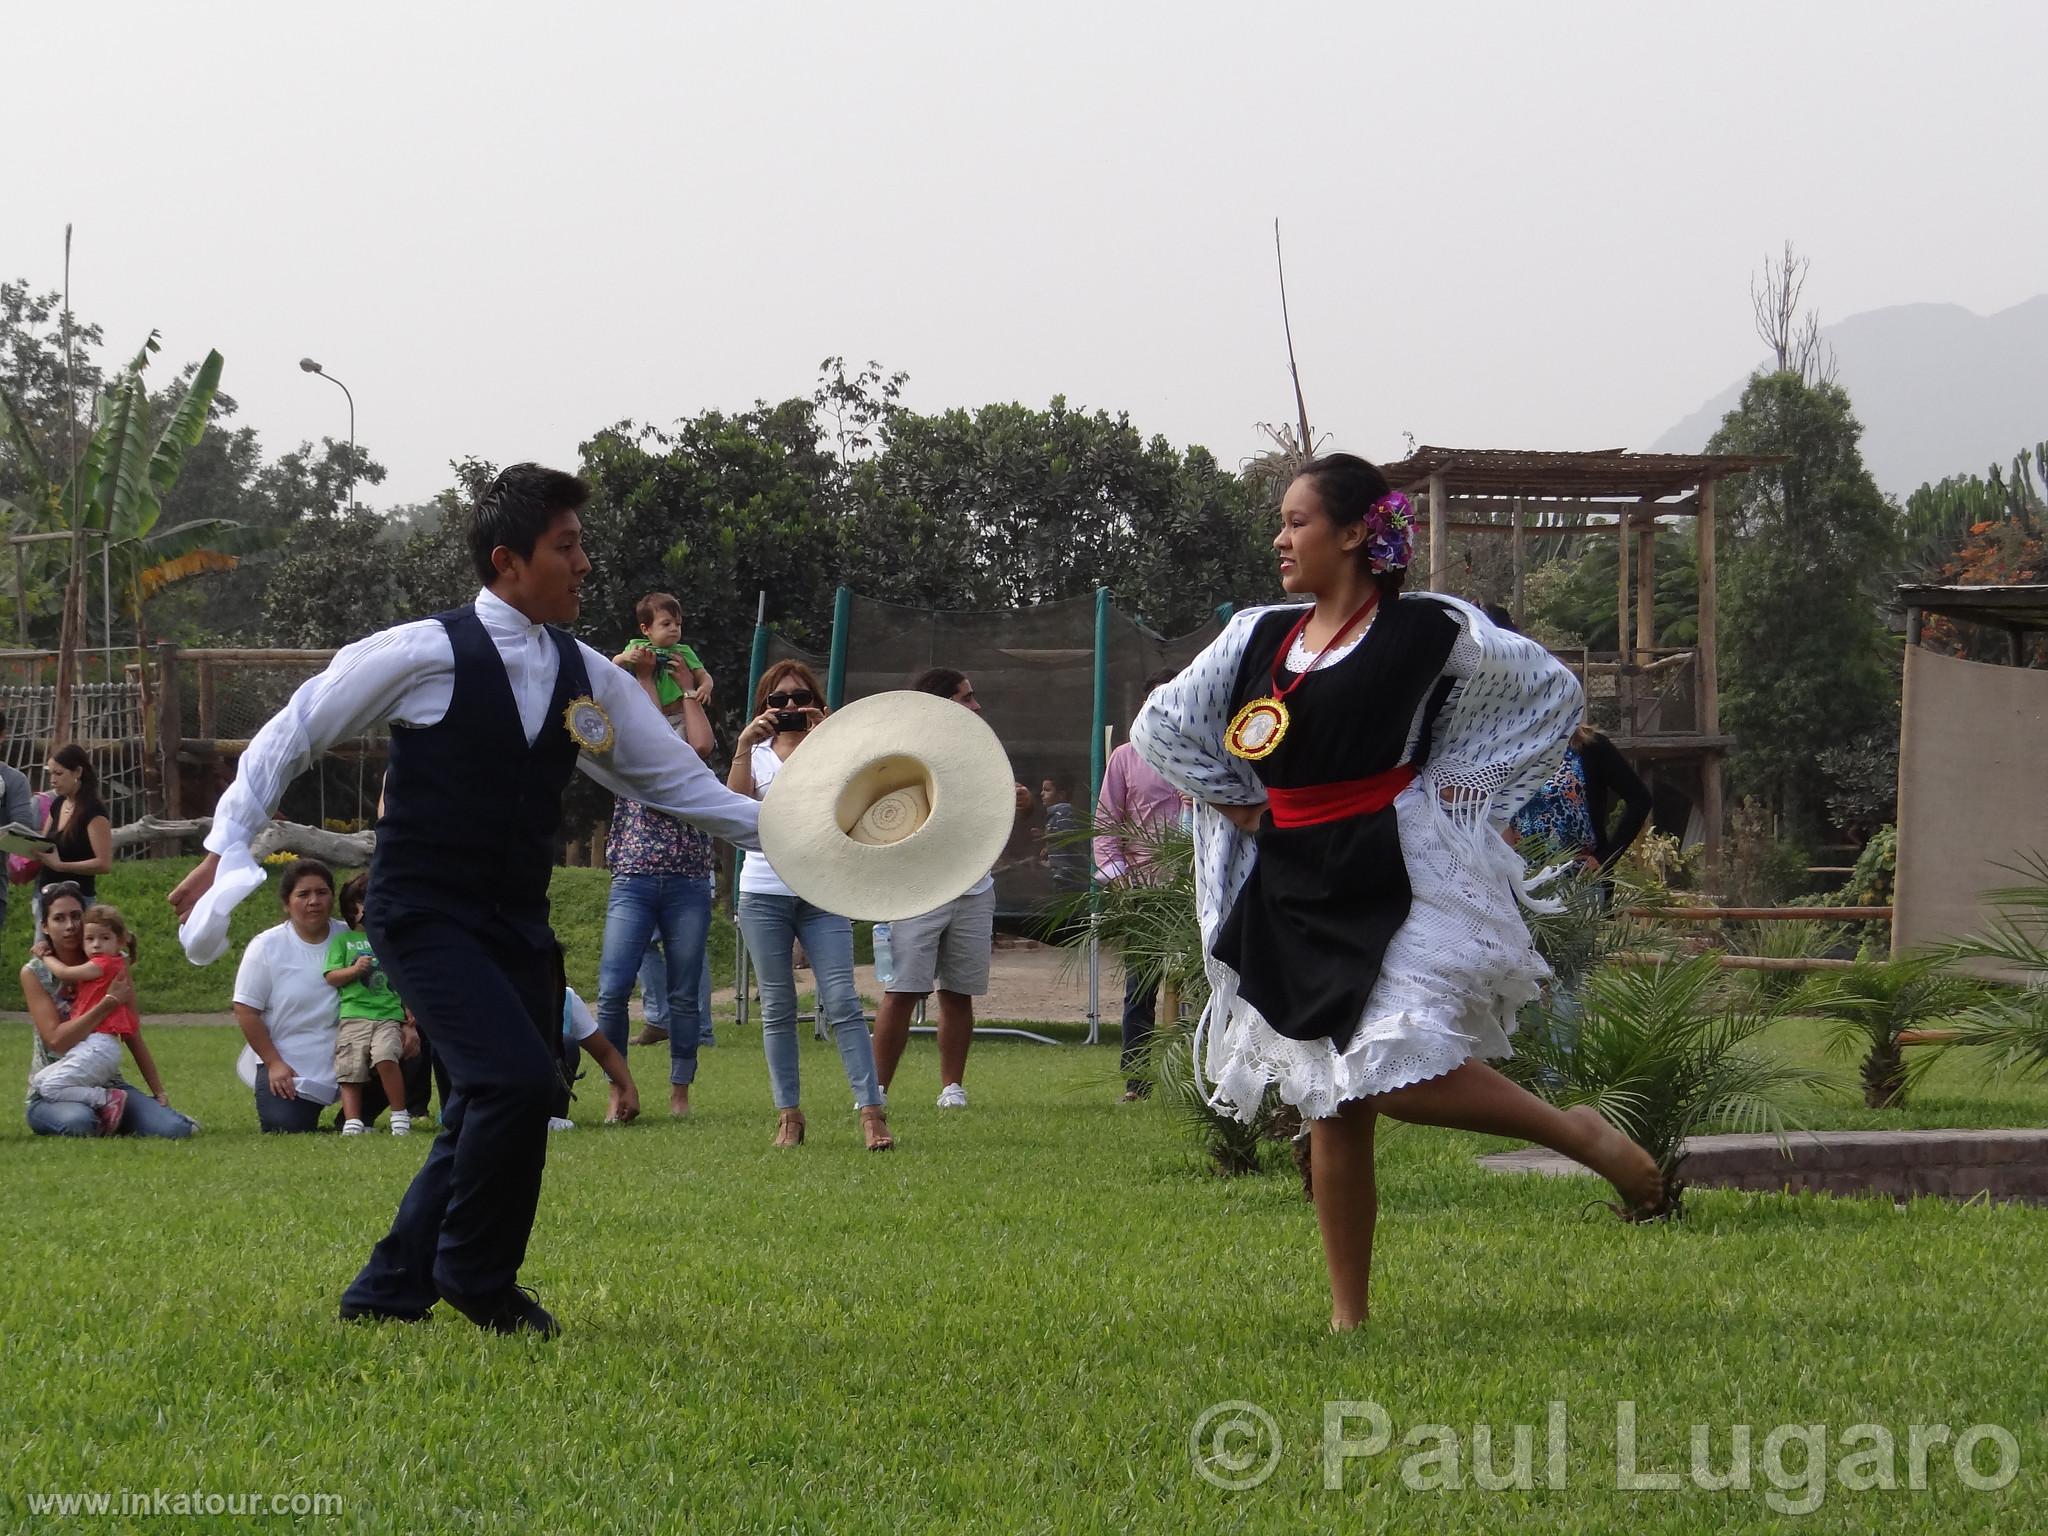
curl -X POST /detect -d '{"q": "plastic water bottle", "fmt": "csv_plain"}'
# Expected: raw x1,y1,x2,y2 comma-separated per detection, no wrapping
873,922,894,988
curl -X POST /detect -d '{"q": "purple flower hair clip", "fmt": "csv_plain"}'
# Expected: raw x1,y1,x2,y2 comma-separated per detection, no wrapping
1364,490,1414,574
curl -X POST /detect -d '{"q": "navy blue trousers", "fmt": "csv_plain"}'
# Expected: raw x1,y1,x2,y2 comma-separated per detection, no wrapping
340,914,565,1313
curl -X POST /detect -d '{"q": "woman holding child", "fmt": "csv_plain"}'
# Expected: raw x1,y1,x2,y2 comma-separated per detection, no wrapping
21,880,198,1138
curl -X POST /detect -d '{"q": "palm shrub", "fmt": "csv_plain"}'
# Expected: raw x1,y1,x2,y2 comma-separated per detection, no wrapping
1050,816,1302,1178
1926,856,2048,1082
1799,954,1990,1108
1505,956,1831,1217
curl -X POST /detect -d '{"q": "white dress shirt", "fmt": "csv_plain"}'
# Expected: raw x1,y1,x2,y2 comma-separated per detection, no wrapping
184,588,760,963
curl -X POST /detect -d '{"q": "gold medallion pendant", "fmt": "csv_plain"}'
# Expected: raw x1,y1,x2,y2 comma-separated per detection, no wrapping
1225,697,1290,761
563,696,616,754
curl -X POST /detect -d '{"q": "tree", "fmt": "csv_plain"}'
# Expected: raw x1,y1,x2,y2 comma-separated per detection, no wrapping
1707,371,1900,836
1902,441,2046,665
1751,240,1836,387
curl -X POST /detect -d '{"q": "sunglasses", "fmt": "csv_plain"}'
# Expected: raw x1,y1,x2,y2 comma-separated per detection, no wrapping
765,689,816,709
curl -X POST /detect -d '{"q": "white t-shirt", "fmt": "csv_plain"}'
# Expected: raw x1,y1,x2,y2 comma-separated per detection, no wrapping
233,919,346,1080
737,742,796,898
562,987,598,1044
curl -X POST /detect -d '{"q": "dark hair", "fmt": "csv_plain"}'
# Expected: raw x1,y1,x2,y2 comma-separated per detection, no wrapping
1042,771,1073,798
49,743,104,817
1480,603,1517,632
338,871,370,928
467,463,590,584
278,858,336,906
1141,667,1177,695
753,659,825,715
1294,452,1407,599
911,667,967,700
39,880,87,931
635,591,683,628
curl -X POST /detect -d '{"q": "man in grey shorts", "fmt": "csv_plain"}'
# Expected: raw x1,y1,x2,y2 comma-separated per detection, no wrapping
870,667,1030,1108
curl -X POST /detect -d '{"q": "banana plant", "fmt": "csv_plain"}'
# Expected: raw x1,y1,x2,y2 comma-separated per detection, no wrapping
1,334,264,738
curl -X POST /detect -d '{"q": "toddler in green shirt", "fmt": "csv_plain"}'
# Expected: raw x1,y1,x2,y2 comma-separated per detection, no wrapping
613,591,714,722
326,873,411,1136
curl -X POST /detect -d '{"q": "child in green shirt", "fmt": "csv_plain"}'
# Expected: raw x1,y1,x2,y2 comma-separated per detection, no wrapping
326,873,411,1136
613,591,714,723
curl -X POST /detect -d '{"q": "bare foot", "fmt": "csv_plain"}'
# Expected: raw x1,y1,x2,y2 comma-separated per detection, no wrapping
670,1085,691,1118
1329,1312,1367,1333
1564,1106,1663,1212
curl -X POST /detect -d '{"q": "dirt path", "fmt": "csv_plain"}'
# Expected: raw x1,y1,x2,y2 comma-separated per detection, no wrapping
3,942,1135,1030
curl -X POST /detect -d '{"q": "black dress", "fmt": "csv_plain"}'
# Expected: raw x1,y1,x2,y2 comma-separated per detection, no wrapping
1211,600,1462,1051
38,795,107,903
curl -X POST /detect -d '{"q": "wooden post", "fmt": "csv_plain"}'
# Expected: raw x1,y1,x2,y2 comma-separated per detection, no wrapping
1427,474,1448,593
196,660,216,745
11,543,25,646
154,642,182,823
1696,480,1719,735
1635,521,1656,655
1614,507,1631,727
1696,478,1723,881
1511,492,1526,625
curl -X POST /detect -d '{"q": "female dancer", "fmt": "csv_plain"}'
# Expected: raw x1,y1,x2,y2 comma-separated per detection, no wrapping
1133,453,1663,1330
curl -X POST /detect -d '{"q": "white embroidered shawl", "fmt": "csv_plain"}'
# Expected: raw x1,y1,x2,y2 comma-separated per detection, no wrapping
1131,594,1583,1084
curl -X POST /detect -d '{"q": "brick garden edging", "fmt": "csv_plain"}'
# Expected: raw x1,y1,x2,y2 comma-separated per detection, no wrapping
1480,1129,2048,1205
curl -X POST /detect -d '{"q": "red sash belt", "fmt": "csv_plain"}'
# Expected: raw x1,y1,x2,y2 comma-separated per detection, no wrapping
1264,765,1417,829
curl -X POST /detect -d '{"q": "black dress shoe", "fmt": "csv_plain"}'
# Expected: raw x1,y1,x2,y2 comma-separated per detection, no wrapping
444,1284,560,1339
338,1299,434,1324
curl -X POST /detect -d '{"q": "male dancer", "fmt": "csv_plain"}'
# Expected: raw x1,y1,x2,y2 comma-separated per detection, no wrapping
170,465,761,1337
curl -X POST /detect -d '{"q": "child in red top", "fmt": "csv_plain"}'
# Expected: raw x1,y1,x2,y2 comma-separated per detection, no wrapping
30,904,166,1134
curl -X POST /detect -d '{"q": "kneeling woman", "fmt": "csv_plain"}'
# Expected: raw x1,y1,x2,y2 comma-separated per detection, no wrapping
1134,453,1662,1331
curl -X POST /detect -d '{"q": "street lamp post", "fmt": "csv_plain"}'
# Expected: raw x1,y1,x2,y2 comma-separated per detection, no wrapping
298,357,356,513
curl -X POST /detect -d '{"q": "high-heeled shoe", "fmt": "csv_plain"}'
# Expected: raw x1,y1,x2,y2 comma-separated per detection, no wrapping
859,1105,894,1152
773,1108,806,1148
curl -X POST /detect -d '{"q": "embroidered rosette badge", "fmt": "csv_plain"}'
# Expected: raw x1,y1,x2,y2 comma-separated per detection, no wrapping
1225,698,1289,761
563,695,615,754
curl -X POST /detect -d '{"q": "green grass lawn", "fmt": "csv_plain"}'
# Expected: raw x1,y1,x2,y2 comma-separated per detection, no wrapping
5,1019,2048,1533
1,859,840,1012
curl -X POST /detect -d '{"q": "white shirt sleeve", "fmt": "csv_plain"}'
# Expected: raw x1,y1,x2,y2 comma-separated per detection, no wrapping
231,930,273,1012
562,988,598,1043
572,641,763,851
203,621,451,856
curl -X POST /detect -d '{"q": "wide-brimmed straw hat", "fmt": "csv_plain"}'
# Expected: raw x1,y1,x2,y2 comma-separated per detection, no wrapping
757,690,1016,922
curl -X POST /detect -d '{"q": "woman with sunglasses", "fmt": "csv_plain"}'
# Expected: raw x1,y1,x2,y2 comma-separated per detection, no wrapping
727,661,892,1150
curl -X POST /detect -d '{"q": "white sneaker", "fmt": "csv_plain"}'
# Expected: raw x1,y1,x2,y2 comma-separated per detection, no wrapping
936,1083,968,1110
546,1116,576,1132
341,1118,367,1136
390,1112,412,1137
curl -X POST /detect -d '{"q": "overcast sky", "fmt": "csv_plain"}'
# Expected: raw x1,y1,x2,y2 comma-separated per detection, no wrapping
11,0,2045,507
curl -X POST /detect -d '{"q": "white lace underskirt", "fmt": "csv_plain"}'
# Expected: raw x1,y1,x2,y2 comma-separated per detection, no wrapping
1201,783,1549,1123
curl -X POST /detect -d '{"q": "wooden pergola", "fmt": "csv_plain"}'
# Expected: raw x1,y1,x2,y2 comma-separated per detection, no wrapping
1378,446,1785,872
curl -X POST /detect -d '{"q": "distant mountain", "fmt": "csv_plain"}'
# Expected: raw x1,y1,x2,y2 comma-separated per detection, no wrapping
1653,295,2048,499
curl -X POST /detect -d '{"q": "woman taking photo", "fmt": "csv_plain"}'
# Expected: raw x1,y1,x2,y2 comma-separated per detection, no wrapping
22,880,198,1138
1133,452,1662,1331
232,859,346,1133
37,744,113,908
727,660,892,1151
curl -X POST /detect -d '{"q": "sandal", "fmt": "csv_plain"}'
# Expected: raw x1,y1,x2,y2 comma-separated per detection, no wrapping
773,1108,806,1148
860,1105,894,1152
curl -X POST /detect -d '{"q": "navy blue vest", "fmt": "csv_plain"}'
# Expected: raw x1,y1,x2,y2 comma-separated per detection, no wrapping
370,605,591,942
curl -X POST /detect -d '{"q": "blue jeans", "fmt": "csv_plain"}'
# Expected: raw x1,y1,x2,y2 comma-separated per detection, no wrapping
27,1079,199,1138
736,891,880,1110
254,1074,326,1133
598,874,710,1087
639,879,716,1047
